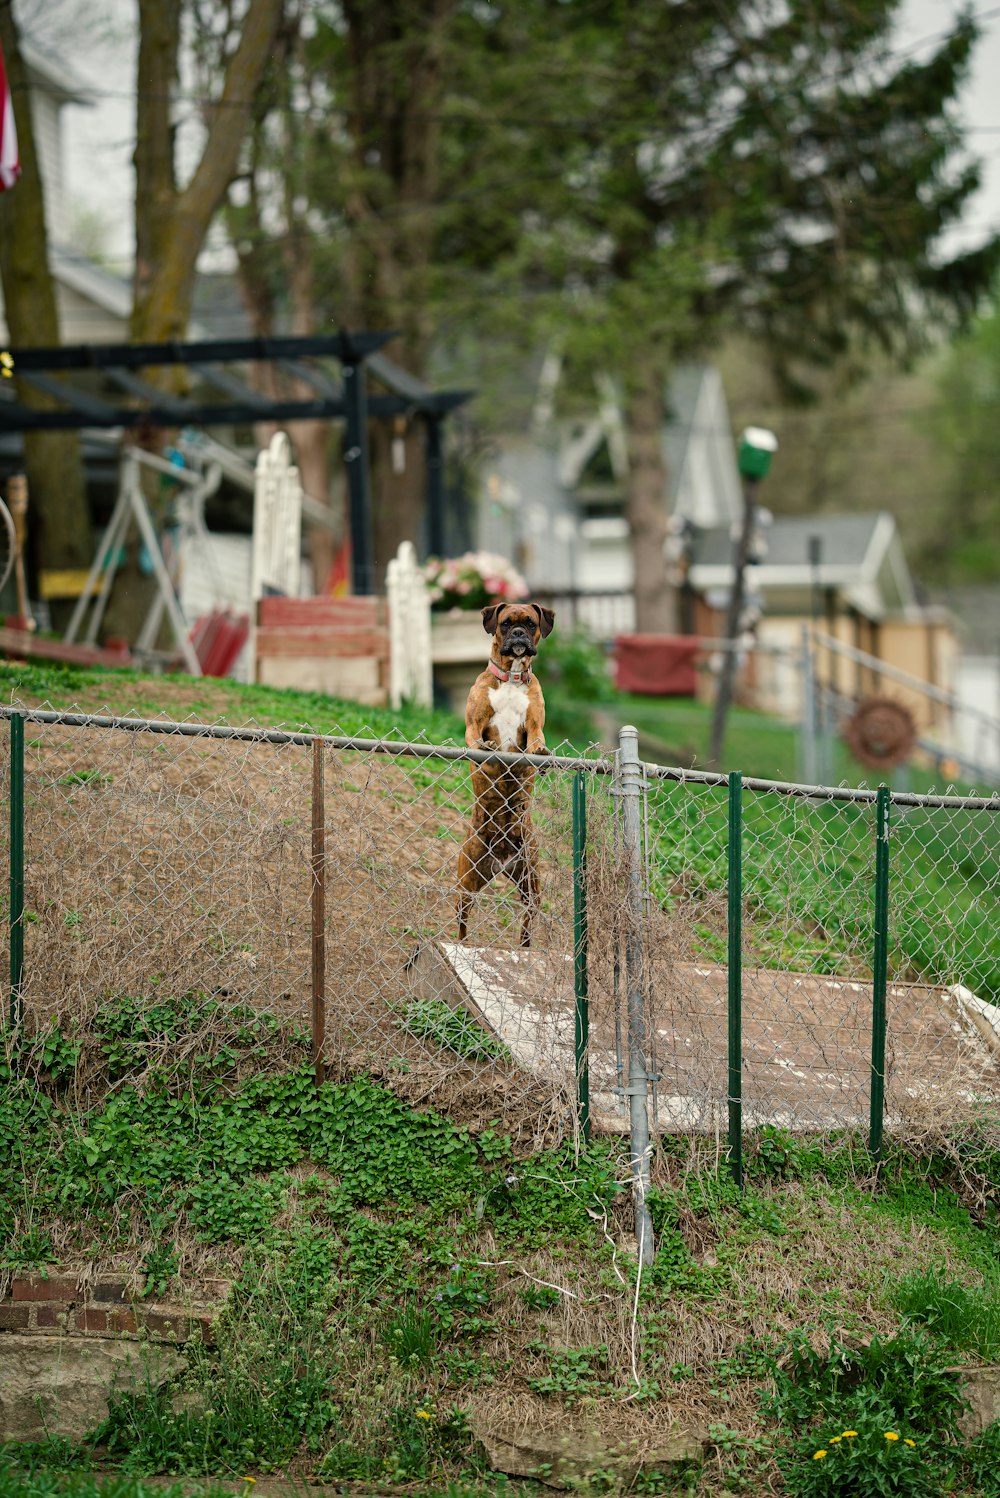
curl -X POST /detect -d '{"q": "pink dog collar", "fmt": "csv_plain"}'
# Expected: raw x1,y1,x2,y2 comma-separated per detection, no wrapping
488,658,532,684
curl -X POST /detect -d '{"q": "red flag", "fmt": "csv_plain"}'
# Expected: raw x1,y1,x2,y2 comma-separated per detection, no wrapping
0,36,19,192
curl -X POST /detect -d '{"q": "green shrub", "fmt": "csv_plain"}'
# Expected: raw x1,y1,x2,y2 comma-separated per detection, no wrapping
385,1304,438,1366
540,627,616,746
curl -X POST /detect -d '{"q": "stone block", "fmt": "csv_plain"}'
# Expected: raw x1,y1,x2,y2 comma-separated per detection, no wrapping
474,1420,704,1490
0,1334,182,1443
960,1365,1000,1438
90,1280,133,1304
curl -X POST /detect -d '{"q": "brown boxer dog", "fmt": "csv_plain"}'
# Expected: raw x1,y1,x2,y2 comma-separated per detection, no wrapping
456,601,555,948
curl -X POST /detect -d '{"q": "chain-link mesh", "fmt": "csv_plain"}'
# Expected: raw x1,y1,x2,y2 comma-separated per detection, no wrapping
316,735,617,1142
1,706,621,1145
887,793,1000,1141
16,713,313,1029
2,702,998,1152
738,785,878,1131
640,775,731,1135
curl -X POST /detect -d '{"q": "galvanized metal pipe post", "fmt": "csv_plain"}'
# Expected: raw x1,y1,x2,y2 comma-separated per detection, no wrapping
869,784,891,1160
617,725,655,1265
311,737,327,1086
572,772,590,1144
727,772,744,1189
8,713,23,1029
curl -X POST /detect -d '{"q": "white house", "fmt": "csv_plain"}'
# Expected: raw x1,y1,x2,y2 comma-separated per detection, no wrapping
477,364,742,622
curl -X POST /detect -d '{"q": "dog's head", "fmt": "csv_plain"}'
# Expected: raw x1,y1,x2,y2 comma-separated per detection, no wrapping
481,601,555,660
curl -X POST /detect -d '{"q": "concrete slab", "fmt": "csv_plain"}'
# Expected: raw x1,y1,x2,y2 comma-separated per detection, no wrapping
406,943,1000,1132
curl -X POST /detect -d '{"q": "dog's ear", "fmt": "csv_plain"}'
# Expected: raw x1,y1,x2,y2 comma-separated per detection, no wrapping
532,604,555,638
481,603,504,636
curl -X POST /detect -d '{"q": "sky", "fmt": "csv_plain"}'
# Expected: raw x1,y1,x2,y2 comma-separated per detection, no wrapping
18,0,1000,276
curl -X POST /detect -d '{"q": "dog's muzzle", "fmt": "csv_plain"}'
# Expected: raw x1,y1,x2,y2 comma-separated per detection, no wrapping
503,628,537,657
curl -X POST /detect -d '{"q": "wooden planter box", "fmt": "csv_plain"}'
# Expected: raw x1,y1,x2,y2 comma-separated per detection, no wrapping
431,610,489,712
255,596,389,706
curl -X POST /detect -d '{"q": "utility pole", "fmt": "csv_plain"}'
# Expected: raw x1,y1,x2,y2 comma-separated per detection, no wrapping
707,428,777,770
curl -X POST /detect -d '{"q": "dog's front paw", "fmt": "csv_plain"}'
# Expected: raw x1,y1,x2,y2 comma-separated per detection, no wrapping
528,743,550,757
476,736,494,751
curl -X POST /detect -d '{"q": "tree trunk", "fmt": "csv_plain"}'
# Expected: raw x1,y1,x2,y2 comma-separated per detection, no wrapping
341,0,457,582
282,136,336,592
131,0,283,345
0,3,92,590
105,0,282,645
623,353,678,635
226,82,339,593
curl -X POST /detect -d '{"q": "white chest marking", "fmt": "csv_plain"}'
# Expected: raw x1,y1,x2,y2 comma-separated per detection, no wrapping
488,679,529,751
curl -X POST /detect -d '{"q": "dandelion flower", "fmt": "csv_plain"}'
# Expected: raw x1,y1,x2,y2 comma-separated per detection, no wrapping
903,1438,916,1447
813,1451,827,1460
842,1431,858,1438
416,1409,432,1420
884,1432,899,1442
828,1436,841,1443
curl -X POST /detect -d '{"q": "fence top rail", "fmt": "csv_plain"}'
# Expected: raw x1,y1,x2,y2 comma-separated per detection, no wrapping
0,704,612,776
2,702,998,811
642,756,1000,811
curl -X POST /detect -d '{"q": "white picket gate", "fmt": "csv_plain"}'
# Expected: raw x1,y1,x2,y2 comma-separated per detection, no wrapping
387,541,433,709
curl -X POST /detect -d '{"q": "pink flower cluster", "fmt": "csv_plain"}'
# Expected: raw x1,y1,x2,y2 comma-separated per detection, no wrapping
423,550,529,609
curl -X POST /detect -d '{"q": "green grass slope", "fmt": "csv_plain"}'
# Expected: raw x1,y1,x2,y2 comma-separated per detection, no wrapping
3,999,1000,1494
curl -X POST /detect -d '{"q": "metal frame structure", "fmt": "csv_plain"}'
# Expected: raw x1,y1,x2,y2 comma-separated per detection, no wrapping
0,332,471,594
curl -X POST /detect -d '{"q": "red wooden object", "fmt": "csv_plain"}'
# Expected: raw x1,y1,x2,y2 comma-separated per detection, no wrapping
614,634,699,697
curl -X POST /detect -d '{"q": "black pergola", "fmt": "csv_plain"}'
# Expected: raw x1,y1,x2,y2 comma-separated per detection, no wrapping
0,331,472,593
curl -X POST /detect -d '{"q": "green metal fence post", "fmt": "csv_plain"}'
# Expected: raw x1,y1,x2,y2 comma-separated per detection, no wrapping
9,713,24,1029
869,784,891,1161
572,772,590,1143
727,771,743,1190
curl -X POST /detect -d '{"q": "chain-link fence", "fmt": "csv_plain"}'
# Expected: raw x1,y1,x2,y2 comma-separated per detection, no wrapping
2,704,999,1238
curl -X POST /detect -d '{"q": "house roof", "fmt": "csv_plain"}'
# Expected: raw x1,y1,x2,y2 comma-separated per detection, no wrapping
690,511,917,620
21,42,94,107
50,243,132,321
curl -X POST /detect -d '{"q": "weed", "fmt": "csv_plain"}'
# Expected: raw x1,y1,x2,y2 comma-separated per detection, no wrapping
891,1265,1000,1360
764,1330,968,1497
432,1262,495,1337
706,1424,771,1494
779,1416,945,1498
402,997,513,1064
520,1282,561,1310
139,1235,179,1300
962,1419,1000,1497
387,1304,438,1366
762,1329,967,1443
527,1342,613,1405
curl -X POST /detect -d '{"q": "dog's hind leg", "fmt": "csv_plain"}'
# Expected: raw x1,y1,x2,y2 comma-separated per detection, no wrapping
510,833,540,950
456,834,492,942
